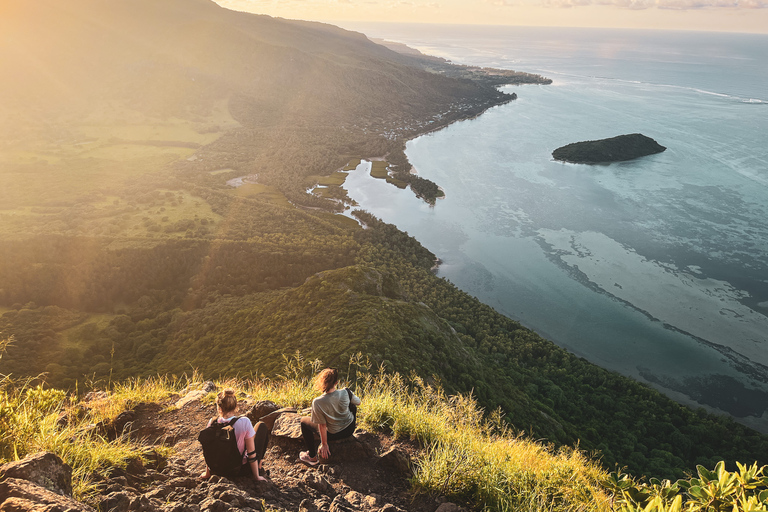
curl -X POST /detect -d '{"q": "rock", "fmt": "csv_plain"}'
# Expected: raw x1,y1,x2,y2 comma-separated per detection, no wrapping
128,495,156,512
163,503,201,512
328,437,368,462
343,490,364,507
255,407,298,432
0,452,73,496
125,456,146,476
379,505,398,512
0,478,95,512
199,498,230,512
375,447,412,477
84,391,108,402
97,410,137,441
363,494,381,508
328,495,355,512
271,413,303,439
147,471,169,482
552,133,666,164
207,482,236,499
302,472,331,494
435,503,460,512
313,498,332,511
244,400,279,423
217,491,244,507
175,390,208,409
144,486,174,501
99,491,132,512
202,381,217,393
167,477,198,489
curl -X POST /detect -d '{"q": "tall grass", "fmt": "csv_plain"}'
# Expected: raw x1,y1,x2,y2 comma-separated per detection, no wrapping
355,368,609,512
1,350,609,509
0,372,179,499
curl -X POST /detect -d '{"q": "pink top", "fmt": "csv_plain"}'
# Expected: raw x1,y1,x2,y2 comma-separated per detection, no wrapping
207,416,255,463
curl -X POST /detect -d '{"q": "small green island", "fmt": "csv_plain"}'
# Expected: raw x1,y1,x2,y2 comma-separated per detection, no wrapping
552,133,666,164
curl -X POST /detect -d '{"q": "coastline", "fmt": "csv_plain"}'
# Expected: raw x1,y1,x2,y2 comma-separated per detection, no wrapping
338,31,768,432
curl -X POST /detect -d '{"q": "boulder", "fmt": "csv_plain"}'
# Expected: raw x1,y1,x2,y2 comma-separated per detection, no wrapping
254,407,297,433
244,401,279,424
198,498,230,512
175,390,208,409
98,491,132,512
375,447,412,477
343,491,364,507
202,382,217,393
435,503,460,512
302,472,331,494
271,413,303,439
0,452,73,496
0,478,95,512
327,437,368,462
328,494,355,512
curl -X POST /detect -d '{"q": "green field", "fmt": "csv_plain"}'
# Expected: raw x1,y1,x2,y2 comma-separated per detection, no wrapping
232,183,292,207
386,177,408,189
343,158,361,171
313,171,349,187
370,160,389,179
0,188,222,240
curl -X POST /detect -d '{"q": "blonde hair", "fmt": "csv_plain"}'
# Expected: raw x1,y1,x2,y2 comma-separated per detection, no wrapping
314,368,339,393
216,388,238,415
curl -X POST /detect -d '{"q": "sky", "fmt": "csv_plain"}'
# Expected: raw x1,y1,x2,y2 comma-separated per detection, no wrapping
214,0,768,33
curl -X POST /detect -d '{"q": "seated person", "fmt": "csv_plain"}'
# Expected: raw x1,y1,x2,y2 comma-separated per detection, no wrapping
299,368,362,466
200,388,269,480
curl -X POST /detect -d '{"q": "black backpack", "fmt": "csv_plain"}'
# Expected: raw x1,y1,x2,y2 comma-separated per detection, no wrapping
197,417,244,477
346,388,357,416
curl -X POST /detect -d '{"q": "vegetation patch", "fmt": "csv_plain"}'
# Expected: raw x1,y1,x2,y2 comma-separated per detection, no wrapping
343,158,362,171
313,171,349,187
386,177,408,189
232,183,292,207
370,161,389,180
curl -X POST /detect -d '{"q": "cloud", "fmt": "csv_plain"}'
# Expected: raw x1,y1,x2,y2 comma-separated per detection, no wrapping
491,0,767,8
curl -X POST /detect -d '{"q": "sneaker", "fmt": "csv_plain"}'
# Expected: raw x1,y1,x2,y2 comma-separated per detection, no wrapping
299,451,319,466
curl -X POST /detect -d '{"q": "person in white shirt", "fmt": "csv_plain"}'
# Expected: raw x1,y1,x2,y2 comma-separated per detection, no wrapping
201,388,269,480
299,368,361,466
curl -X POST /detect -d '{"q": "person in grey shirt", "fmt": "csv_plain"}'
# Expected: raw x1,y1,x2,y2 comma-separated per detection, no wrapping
299,368,362,465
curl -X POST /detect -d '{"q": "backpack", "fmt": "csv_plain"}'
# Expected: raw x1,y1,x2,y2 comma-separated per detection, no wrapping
197,417,244,477
345,388,357,416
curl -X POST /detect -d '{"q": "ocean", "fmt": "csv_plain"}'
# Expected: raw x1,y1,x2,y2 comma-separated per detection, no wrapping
338,24,768,431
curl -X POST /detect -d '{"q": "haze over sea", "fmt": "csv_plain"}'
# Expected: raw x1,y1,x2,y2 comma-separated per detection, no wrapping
339,24,768,431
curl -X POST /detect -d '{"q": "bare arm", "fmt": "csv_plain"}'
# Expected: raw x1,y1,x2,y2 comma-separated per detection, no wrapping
318,423,330,459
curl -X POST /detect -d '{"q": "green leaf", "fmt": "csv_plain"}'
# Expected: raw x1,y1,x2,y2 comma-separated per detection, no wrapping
697,465,714,483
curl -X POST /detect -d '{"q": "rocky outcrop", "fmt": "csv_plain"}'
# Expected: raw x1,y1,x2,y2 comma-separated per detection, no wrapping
0,396,460,512
552,134,666,164
0,452,94,512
